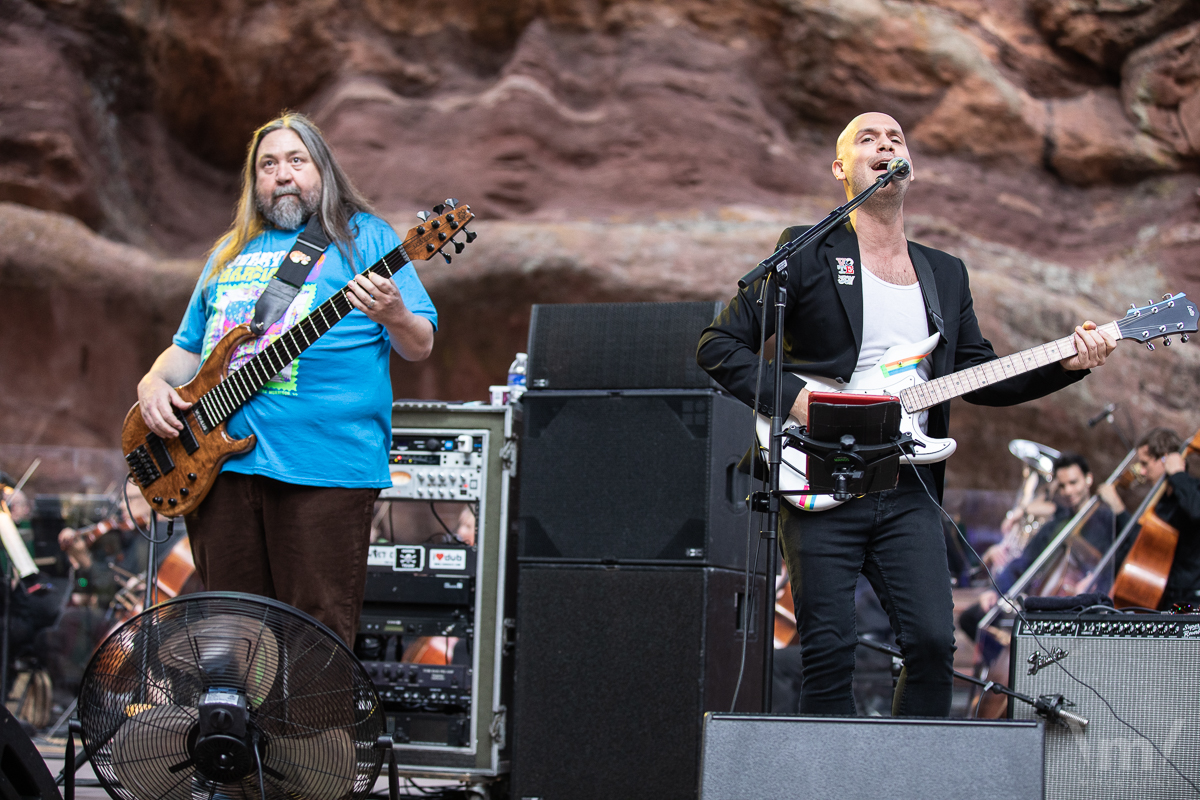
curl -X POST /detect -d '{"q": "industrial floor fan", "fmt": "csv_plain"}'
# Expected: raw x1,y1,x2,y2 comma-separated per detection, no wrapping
75,592,385,800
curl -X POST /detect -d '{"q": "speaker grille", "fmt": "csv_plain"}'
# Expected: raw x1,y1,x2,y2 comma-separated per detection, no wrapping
700,715,1044,800
1011,613,1200,800
526,302,721,390
511,565,763,800
517,390,754,569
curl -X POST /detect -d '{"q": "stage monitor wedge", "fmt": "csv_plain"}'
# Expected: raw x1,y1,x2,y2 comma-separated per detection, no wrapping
700,714,1044,800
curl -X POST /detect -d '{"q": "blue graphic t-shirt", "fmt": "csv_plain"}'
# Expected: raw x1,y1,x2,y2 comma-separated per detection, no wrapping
174,213,437,487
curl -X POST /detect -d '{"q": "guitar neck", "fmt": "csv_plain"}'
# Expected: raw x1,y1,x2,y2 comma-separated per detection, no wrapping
899,321,1122,413
196,242,413,427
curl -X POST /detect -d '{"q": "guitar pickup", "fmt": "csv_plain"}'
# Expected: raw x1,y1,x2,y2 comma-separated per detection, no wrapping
175,409,200,455
126,445,161,487
145,432,176,476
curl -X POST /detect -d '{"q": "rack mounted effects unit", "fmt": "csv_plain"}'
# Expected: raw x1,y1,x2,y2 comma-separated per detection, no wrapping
357,401,518,779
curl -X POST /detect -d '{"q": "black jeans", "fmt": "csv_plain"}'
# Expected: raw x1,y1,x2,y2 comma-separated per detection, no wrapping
778,465,956,716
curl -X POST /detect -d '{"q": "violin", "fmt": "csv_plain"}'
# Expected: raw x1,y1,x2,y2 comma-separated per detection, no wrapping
63,514,150,552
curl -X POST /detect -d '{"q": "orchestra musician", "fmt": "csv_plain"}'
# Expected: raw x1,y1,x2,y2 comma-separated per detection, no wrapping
56,481,154,603
697,112,1115,716
1098,428,1200,609
959,453,1117,642
134,112,438,645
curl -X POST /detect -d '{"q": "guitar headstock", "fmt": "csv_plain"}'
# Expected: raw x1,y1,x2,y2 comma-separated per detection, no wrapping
401,199,476,264
1117,293,1197,347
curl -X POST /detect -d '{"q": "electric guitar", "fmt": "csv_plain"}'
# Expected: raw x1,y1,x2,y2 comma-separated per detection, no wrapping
758,293,1198,511
122,202,475,517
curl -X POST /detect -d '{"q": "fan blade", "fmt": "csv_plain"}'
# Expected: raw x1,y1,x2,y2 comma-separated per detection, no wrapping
263,728,356,800
112,705,199,800
159,616,280,701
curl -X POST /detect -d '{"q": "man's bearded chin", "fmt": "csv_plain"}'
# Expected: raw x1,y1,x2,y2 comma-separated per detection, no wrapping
851,168,907,216
257,185,320,230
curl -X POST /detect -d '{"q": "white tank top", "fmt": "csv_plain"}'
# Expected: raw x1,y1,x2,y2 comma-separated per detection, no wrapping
855,269,932,376
856,267,933,430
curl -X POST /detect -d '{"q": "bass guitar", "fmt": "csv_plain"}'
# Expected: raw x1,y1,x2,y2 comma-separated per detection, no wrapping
758,293,1197,511
123,202,475,517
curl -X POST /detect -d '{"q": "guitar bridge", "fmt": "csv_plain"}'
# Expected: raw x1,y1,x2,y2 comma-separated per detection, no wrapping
126,445,161,487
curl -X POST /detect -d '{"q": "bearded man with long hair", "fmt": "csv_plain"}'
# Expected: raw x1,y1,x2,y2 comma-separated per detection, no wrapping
136,112,437,644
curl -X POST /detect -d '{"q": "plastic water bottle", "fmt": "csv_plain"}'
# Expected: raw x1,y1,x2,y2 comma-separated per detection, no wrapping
506,353,527,402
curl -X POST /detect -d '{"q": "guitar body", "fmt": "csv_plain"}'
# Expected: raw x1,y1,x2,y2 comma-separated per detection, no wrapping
756,333,956,511
121,324,257,517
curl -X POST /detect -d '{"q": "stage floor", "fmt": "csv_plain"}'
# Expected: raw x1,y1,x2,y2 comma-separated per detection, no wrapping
33,738,464,800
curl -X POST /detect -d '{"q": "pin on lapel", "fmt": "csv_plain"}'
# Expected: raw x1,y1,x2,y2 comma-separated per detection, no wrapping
836,257,855,285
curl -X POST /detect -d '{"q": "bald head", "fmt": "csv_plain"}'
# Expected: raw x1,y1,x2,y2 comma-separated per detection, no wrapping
836,113,905,161
832,112,914,202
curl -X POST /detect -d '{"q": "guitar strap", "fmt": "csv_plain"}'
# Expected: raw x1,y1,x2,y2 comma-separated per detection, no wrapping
250,214,332,336
908,243,944,338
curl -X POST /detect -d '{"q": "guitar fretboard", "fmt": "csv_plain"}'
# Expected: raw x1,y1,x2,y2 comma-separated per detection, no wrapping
194,243,413,429
899,321,1122,413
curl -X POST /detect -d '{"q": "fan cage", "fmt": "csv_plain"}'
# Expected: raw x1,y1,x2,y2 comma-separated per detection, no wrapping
78,592,384,800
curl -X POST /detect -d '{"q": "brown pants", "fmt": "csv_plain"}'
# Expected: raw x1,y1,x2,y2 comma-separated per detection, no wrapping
185,473,378,646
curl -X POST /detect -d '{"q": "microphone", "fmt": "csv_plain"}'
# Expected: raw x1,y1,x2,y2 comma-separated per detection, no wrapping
886,157,911,178
1035,694,1088,729
1087,403,1117,428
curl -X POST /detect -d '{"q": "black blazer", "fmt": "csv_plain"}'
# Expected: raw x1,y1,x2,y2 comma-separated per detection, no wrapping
696,222,1087,495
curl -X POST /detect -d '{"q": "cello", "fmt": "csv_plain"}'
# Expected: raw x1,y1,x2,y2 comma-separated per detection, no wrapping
1102,428,1200,609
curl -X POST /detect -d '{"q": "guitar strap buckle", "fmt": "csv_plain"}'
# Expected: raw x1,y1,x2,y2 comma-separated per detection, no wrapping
250,214,332,335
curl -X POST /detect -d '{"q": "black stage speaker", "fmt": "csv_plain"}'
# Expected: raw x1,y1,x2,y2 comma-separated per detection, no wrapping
526,301,721,391
1011,613,1200,800
0,706,60,800
510,564,765,800
699,714,1044,800
517,390,755,570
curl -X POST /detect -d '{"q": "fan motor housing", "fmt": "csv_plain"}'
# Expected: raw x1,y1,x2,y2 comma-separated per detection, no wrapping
195,688,254,782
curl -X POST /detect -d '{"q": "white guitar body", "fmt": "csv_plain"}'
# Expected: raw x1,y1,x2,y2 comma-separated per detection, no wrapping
756,333,956,511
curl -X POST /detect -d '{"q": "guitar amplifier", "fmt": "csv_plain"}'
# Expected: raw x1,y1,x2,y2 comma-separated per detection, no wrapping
1010,612,1200,800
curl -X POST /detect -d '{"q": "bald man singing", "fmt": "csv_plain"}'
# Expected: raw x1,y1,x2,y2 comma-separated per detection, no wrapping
698,113,1113,716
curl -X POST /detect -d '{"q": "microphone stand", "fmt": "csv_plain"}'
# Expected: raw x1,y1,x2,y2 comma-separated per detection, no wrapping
742,161,909,712
857,636,1089,729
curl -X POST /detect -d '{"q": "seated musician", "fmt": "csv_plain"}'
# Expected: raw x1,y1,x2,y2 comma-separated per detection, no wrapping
1098,428,1200,609
960,453,1115,640
57,481,154,606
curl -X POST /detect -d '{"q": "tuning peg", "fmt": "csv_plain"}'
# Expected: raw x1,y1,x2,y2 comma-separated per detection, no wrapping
464,229,478,243
444,198,458,209
1164,293,1172,300
432,203,446,215
453,240,465,254
417,211,430,221
1147,342,1155,351
442,252,452,264
1182,334,1190,343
